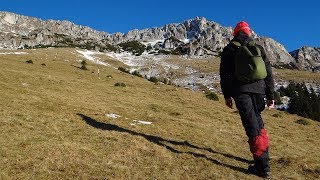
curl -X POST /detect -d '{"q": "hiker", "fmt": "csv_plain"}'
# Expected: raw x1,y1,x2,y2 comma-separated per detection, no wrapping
220,21,275,178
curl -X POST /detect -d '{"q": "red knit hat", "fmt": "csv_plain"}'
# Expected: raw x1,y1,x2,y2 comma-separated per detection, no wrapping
233,21,251,36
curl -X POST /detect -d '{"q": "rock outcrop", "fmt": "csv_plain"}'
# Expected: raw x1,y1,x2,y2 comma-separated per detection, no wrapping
0,11,107,49
290,46,320,72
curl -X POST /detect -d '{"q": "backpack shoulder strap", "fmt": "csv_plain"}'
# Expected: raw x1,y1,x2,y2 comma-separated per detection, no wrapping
232,40,254,56
231,41,241,47
247,41,262,56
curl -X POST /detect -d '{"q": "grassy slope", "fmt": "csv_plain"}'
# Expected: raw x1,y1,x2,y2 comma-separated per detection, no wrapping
0,48,319,179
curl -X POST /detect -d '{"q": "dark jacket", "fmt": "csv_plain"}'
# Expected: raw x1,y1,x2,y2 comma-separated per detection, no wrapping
220,31,275,100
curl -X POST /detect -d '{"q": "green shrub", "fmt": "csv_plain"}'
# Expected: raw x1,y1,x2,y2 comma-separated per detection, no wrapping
272,113,282,118
80,60,88,70
104,43,119,52
118,67,130,73
168,36,182,43
149,76,159,83
278,82,320,122
162,78,169,84
114,82,126,87
295,119,311,125
26,60,33,64
273,91,282,105
132,71,143,78
171,46,184,55
146,44,152,51
118,41,146,56
205,92,219,101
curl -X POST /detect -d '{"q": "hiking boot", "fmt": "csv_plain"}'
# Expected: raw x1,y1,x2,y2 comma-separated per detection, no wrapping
248,165,270,179
261,171,270,179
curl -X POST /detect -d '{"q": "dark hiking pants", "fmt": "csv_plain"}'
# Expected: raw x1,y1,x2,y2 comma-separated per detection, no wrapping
234,93,270,173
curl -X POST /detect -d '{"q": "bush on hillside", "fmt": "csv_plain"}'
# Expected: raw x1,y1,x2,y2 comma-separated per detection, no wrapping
118,41,146,56
26,60,33,64
171,46,184,55
118,67,130,74
132,71,143,78
146,44,153,51
277,82,320,122
114,82,126,87
149,76,159,83
273,91,282,105
157,47,186,55
272,113,282,118
80,60,88,70
295,119,311,125
205,92,219,101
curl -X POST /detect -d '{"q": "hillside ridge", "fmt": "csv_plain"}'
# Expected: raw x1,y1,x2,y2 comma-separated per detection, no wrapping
0,48,319,179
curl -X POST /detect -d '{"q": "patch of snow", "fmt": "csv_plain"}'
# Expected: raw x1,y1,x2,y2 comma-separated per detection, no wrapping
130,120,152,126
21,83,30,87
305,83,320,94
275,96,290,111
76,50,109,66
182,38,190,44
105,51,168,68
0,52,28,55
274,80,289,91
141,39,165,47
106,113,121,119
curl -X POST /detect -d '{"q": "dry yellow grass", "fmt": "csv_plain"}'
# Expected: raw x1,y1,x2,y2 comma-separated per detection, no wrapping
273,68,320,83
0,48,319,179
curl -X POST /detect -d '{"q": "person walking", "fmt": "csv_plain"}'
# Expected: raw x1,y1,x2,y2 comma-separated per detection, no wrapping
220,21,275,178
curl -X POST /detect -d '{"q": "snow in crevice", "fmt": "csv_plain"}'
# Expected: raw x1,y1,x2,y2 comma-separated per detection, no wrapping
141,39,165,47
76,50,109,66
182,38,190,44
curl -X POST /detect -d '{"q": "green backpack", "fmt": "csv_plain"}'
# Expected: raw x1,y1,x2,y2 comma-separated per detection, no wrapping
232,41,267,83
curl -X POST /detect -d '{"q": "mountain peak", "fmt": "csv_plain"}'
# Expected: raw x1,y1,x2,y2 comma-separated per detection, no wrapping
0,11,318,72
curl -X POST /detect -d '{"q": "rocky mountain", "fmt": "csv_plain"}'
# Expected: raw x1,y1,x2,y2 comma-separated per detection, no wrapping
290,46,320,72
0,11,317,72
0,11,107,49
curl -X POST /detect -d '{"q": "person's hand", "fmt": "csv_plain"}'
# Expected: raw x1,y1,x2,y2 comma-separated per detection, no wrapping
225,98,233,109
266,99,275,110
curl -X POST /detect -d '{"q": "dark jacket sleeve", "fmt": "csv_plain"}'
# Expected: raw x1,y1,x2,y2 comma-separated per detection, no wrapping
258,45,275,100
220,44,235,99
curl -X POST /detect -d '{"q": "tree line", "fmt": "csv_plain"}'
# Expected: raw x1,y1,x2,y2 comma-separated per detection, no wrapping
277,82,320,122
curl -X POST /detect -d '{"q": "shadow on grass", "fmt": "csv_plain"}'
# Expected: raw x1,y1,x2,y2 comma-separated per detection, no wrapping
77,113,251,174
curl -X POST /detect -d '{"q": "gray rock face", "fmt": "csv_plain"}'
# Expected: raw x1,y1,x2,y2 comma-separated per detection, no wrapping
105,17,233,56
0,11,318,72
290,47,320,72
0,11,107,48
255,37,295,65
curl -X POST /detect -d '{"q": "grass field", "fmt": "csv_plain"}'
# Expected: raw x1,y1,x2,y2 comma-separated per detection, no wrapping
0,48,319,179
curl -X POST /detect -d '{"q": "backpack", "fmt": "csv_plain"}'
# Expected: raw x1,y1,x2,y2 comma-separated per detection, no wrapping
232,41,267,83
